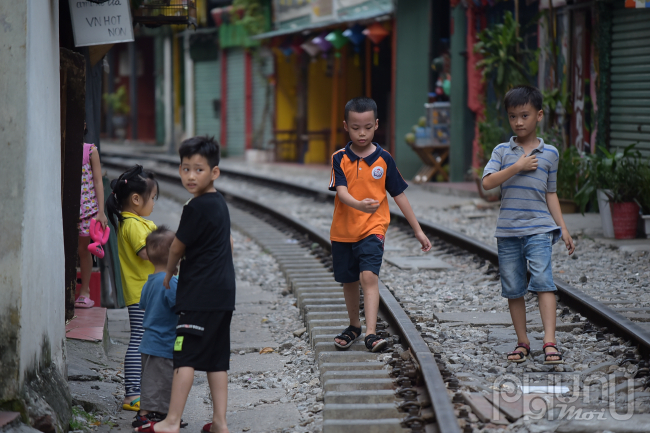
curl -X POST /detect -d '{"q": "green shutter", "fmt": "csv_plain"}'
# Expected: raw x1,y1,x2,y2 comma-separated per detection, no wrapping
252,49,274,150
194,59,221,139
227,48,246,156
610,8,650,158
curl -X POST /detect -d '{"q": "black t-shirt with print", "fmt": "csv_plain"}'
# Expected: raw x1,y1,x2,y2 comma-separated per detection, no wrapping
175,192,235,312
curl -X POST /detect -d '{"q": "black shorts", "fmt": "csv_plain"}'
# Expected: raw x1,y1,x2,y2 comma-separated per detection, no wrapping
331,234,384,283
173,310,232,372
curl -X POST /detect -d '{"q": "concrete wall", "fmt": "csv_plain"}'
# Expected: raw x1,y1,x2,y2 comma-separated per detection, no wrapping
0,0,65,402
395,0,432,179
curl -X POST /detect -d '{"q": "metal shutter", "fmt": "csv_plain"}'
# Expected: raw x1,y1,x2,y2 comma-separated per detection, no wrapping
226,48,245,156
610,8,650,158
194,59,221,139
252,49,274,150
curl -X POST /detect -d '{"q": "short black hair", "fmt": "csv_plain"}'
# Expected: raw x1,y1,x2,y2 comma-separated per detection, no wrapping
179,136,221,168
344,97,378,122
504,85,543,111
146,226,175,267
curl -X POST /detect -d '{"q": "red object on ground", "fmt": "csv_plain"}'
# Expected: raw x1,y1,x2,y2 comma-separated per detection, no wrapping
76,271,101,306
65,307,107,342
611,202,640,239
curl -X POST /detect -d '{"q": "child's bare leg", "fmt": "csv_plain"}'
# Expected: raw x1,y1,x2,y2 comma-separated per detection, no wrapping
207,371,229,433
360,271,379,340
77,236,92,299
334,282,361,345
147,367,194,433
507,297,530,360
538,292,559,361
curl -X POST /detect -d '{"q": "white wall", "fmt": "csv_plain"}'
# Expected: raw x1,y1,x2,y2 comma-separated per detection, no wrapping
0,0,65,399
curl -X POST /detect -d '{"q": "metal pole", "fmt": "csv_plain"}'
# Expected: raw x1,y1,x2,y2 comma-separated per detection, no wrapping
107,49,114,138
129,41,138,139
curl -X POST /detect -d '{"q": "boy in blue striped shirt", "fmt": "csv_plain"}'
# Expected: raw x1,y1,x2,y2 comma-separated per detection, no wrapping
482,85,575,365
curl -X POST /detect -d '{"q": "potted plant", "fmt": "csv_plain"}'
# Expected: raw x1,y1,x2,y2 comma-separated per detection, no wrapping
555,145,582,214
637,161,650,238
103,85,130,140
575,144,640,239
475,116,507,201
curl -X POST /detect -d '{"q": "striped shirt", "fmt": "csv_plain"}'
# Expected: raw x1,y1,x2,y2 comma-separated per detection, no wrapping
482,137,561,243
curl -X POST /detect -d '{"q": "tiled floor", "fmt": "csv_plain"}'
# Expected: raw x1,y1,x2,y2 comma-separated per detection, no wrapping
65,307,107,342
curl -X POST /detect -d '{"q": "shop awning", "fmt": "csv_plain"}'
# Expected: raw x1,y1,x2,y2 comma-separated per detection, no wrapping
251,6,394,40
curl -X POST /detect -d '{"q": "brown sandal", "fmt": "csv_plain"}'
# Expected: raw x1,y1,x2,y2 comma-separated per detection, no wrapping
543,342,564,365
507,343,530,363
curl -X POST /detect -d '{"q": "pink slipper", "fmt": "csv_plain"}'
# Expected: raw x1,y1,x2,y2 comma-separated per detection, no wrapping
75,296,95,308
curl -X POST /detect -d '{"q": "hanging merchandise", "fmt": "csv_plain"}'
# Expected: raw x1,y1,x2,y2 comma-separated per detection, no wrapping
300,40,321,58
325,29,348,57
290,37,304,56
312,32,333,57
362,23,390,65
343,24,365,49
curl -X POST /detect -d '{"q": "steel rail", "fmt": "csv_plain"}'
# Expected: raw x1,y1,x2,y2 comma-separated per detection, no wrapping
103,151,650,356
103,156,462,433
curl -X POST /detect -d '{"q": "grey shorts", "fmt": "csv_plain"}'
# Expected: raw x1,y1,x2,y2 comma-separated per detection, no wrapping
141,354,174,413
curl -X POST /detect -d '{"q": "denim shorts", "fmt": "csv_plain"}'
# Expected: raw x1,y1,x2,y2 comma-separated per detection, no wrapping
332,234,384,283
496,232,556,299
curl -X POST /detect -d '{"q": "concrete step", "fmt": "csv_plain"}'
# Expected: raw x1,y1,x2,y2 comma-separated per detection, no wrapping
299,298,346,307
317,351,380,367
323,370,390,381
323,403,402,420
308,320,364,336
315,341,368,356
322,418,406,433
319,362,385,374
312,333,365,347
305,311,350,322
324,390,397,405
323,378,395,392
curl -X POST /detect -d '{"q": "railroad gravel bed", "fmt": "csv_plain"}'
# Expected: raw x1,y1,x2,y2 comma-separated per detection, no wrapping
229,229,324,433
216,175,649,311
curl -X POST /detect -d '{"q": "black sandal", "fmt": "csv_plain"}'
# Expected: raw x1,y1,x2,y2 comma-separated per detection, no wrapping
364,334,388,353
334,325,362,349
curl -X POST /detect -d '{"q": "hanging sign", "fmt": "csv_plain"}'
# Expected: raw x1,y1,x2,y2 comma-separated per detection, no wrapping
68,0,134,47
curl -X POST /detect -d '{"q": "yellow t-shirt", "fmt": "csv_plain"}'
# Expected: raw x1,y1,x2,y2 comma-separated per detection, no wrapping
118,212,157,306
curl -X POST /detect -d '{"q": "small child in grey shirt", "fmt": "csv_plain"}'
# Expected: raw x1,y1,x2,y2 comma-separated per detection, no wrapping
482,85,575,365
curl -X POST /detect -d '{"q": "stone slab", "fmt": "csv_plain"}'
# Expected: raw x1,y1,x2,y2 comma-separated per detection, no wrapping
462,392,509,425
323,379,394,392
384,255,453,270
322,418,403,433
318,351,380,366
69,379,121,414
0,413,20,429
323,403,401,420
320,362,385,374
324,390,396,405
323,370,390,380
67,362,101,382
228,352,288,374
315,341,367,356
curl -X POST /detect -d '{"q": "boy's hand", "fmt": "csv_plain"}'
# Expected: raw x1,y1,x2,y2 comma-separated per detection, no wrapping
163,272,173,289
515,154,538,172
357,198,380,214
415,230,432,252
562,231,575,255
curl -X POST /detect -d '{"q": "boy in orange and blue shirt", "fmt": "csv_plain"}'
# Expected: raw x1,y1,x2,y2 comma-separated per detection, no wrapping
329,97,432,352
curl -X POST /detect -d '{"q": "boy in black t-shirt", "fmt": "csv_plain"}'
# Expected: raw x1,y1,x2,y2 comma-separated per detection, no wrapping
138,136,235,433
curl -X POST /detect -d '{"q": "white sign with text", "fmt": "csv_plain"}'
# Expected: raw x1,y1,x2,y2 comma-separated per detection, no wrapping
69,0,134,47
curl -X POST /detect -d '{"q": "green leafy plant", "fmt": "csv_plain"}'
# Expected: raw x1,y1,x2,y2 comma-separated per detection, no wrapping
574,144,641,213
555,146,583,200
542,88,571,132
474,11,534,105
637,161,650,214
475,114,508,177
70,406,98,431
103,86,130,116
232,0,267,36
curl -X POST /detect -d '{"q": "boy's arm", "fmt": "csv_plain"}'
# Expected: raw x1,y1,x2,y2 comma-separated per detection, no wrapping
163,237,186,289
546,192,575,255
336,186,380,214
483,154,538,190
393,193,431,252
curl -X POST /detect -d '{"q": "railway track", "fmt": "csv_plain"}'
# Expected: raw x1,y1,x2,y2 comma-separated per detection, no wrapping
103,151,650,432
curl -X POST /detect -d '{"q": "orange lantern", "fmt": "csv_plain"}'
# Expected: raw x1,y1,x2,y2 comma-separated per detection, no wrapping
363,23,390,65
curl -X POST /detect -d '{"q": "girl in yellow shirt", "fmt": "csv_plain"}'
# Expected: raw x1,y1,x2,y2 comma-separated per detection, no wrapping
106,165,159,412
